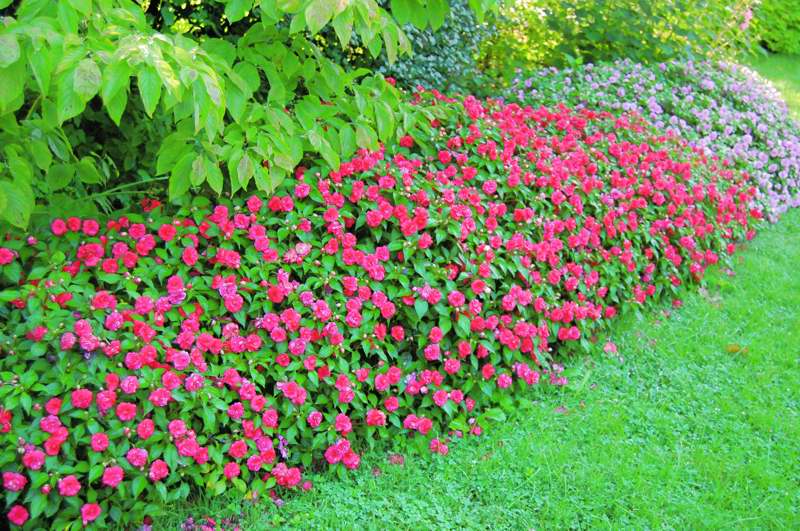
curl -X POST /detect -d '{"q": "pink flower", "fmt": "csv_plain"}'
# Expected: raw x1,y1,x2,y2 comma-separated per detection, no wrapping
334,413,352,435
57,474,81,496
137,419,155,440
91,432,109,452
102,466,124,488
149,459,169,482
3,472,27,492
384,396,399,411
71,388,93,409
81,503,102,525
261,408,279,429
307,411,323,428
223,462,240,480
229,440,248,459
116,402,137,422
126,447,148,468
51,218,67,235
0,248,14,265
22,450,45,470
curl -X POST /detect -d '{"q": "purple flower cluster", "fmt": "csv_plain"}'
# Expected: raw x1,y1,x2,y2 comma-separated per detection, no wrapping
510,59,800,221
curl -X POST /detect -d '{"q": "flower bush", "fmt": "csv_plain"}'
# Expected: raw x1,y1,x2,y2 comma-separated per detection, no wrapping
509,59,800,220
0,90,761,528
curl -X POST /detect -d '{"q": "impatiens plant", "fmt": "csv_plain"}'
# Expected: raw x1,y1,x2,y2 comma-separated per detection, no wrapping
0,89,761,527
508,59,800,220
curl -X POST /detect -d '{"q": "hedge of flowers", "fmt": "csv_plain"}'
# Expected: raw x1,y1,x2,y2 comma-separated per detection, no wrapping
510,59,800,221
0,90,762,528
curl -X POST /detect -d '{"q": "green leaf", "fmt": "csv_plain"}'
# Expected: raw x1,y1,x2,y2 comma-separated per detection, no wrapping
382,24,399,64
224,0,251,22
0,59,24,113
206,159,223,195
0,179,34,228
77,157,103,184
30,139,53,170
308,127,340,170
190,155,207,186
0,34,20,68
137,66,161,117
73,57,101,101
414,299,428,319
47,163,75,191
305,0,335,34
29,48,55,97
355,123,378,150
29,493,48,519
339,124,356,157
57,69,86,123
456,314,471,337
390,0,413,25
105,89,128,126
132,476,147,497
169,152,194,200
428,0,449,30
331,8,354,48
374,100,396,143
67,0,91,15
237,152,254,189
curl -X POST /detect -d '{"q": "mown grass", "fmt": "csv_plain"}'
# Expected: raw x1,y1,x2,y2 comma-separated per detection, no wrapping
748,53,800,119
158,207,800,530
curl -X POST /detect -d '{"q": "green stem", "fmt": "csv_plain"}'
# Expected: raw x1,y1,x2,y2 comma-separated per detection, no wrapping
24,96,41,121
85,176,169,199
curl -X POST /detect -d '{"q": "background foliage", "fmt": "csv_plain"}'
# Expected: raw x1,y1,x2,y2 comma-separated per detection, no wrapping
756,0,800,54
0,0,496,230
479,0,761,81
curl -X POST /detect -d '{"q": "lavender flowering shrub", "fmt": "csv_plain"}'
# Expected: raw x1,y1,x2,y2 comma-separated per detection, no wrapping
509,59,800,221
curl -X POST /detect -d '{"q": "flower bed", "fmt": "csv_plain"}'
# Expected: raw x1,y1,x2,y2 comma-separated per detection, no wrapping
509,59,800,221
0,92,761,528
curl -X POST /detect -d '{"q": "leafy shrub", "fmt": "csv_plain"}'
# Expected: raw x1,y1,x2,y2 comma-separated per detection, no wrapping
480,0,760,79
509,59,800,220
317,0,496,95
0,89,761,528
756,0,800,54
0,0,495,229
376,0,495,95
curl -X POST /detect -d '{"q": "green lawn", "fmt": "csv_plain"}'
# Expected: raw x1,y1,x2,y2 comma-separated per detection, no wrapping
158,208,800,530
748,53,800,118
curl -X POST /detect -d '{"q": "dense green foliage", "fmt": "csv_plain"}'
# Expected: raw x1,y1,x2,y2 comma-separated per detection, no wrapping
0,0,496,230
480,0,760,80
756,0,800,54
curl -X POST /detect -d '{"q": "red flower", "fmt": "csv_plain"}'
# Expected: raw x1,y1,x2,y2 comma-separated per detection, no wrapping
158,223,177,241
8,504,28,526
366,409,386,427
